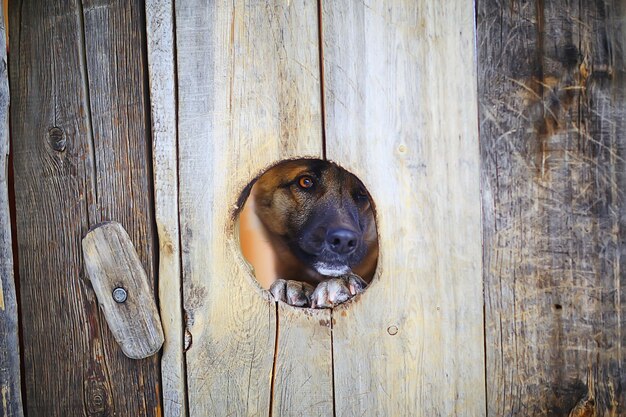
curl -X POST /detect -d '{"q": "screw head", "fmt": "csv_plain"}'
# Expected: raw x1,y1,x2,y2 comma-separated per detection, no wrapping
112,287,127,303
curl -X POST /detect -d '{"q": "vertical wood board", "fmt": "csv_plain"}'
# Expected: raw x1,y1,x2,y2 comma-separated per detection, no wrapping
322,1,486,415
145,0,186,415
10,0,160,415
0,2,23,415
174,1,328,415
477,1,626,415
272,305,333,417
82,0,162,412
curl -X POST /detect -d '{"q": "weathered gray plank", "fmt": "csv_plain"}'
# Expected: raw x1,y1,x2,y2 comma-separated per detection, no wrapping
82,222,164,360
0,2,23,415
175,0,326,415
477,1,626,415
10,0,160,414
145,0,186,414
322,1,486,415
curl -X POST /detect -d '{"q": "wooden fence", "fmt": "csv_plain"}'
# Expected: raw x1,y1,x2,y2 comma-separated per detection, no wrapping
1,0,624,416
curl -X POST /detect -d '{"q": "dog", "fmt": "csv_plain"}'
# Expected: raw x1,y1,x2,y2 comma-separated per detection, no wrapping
238,159,378,308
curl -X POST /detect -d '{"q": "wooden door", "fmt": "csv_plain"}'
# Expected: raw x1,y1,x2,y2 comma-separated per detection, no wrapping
147,1,485,416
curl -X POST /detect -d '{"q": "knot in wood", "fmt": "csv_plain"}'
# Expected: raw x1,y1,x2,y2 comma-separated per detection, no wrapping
85,379,109,414
48,126,66,152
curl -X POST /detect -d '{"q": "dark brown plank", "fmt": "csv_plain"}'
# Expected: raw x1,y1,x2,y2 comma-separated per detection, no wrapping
478,1,626,415
0,2,23,415
80,1,161,412
10,0,160,415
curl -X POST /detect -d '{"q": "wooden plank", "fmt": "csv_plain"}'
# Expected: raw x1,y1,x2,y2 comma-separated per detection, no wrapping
10,0,160,415
477,1,626,415
82,222,164,360
144,0,186,414
80,0,162,411
175,1,327,416
322,1,485,415
11,1,109,414
272,305,333,417
0,2,23,415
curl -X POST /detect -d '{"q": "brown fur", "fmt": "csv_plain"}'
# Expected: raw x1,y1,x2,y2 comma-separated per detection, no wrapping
239,159,378,288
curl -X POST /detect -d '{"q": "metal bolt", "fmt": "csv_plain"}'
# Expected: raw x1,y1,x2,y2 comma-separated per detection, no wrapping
112,287,127,303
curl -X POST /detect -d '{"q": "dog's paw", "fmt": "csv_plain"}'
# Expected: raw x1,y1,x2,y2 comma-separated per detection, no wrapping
310,273,367,309
269,279,315,307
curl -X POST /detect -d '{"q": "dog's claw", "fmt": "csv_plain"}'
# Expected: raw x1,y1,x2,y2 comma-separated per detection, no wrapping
310,273,367,309
346,273,367,295
269,279,315,307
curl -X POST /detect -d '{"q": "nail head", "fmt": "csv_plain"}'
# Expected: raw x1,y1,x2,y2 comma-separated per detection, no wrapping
112,287,127,303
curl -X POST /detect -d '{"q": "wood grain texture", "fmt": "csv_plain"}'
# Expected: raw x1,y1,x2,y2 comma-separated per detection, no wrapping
82,222,164,359
174,0,325,415
145,0,186,414
477,1,626,415
10,0,160,415
0,3,23,415
272,305,333,417
322,1,486,415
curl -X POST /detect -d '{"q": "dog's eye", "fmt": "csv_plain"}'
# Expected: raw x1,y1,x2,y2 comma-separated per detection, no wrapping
356,187,368,200
297,176,315,190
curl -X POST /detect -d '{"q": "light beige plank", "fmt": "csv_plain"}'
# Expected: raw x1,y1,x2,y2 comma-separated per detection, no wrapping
174,1,325,415
272,305,333,417
82,222,164,359
145,0,187,415
322,1,486,415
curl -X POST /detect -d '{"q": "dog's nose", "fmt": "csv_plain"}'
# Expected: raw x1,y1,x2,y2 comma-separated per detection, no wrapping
326,228,358,255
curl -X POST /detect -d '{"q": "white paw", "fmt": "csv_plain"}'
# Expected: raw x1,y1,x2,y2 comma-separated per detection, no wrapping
310,273,367,309
269,279,315,307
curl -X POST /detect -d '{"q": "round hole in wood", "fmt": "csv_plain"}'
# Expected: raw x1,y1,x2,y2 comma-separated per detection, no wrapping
236,158,379,309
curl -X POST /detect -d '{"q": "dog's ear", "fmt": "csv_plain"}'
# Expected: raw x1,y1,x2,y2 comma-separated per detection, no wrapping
234,178,258,219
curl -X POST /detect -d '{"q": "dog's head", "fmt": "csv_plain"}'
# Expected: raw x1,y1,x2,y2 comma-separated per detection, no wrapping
250,159,378,278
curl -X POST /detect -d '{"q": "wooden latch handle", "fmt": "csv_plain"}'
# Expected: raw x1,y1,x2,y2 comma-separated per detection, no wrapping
82,221,164,359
